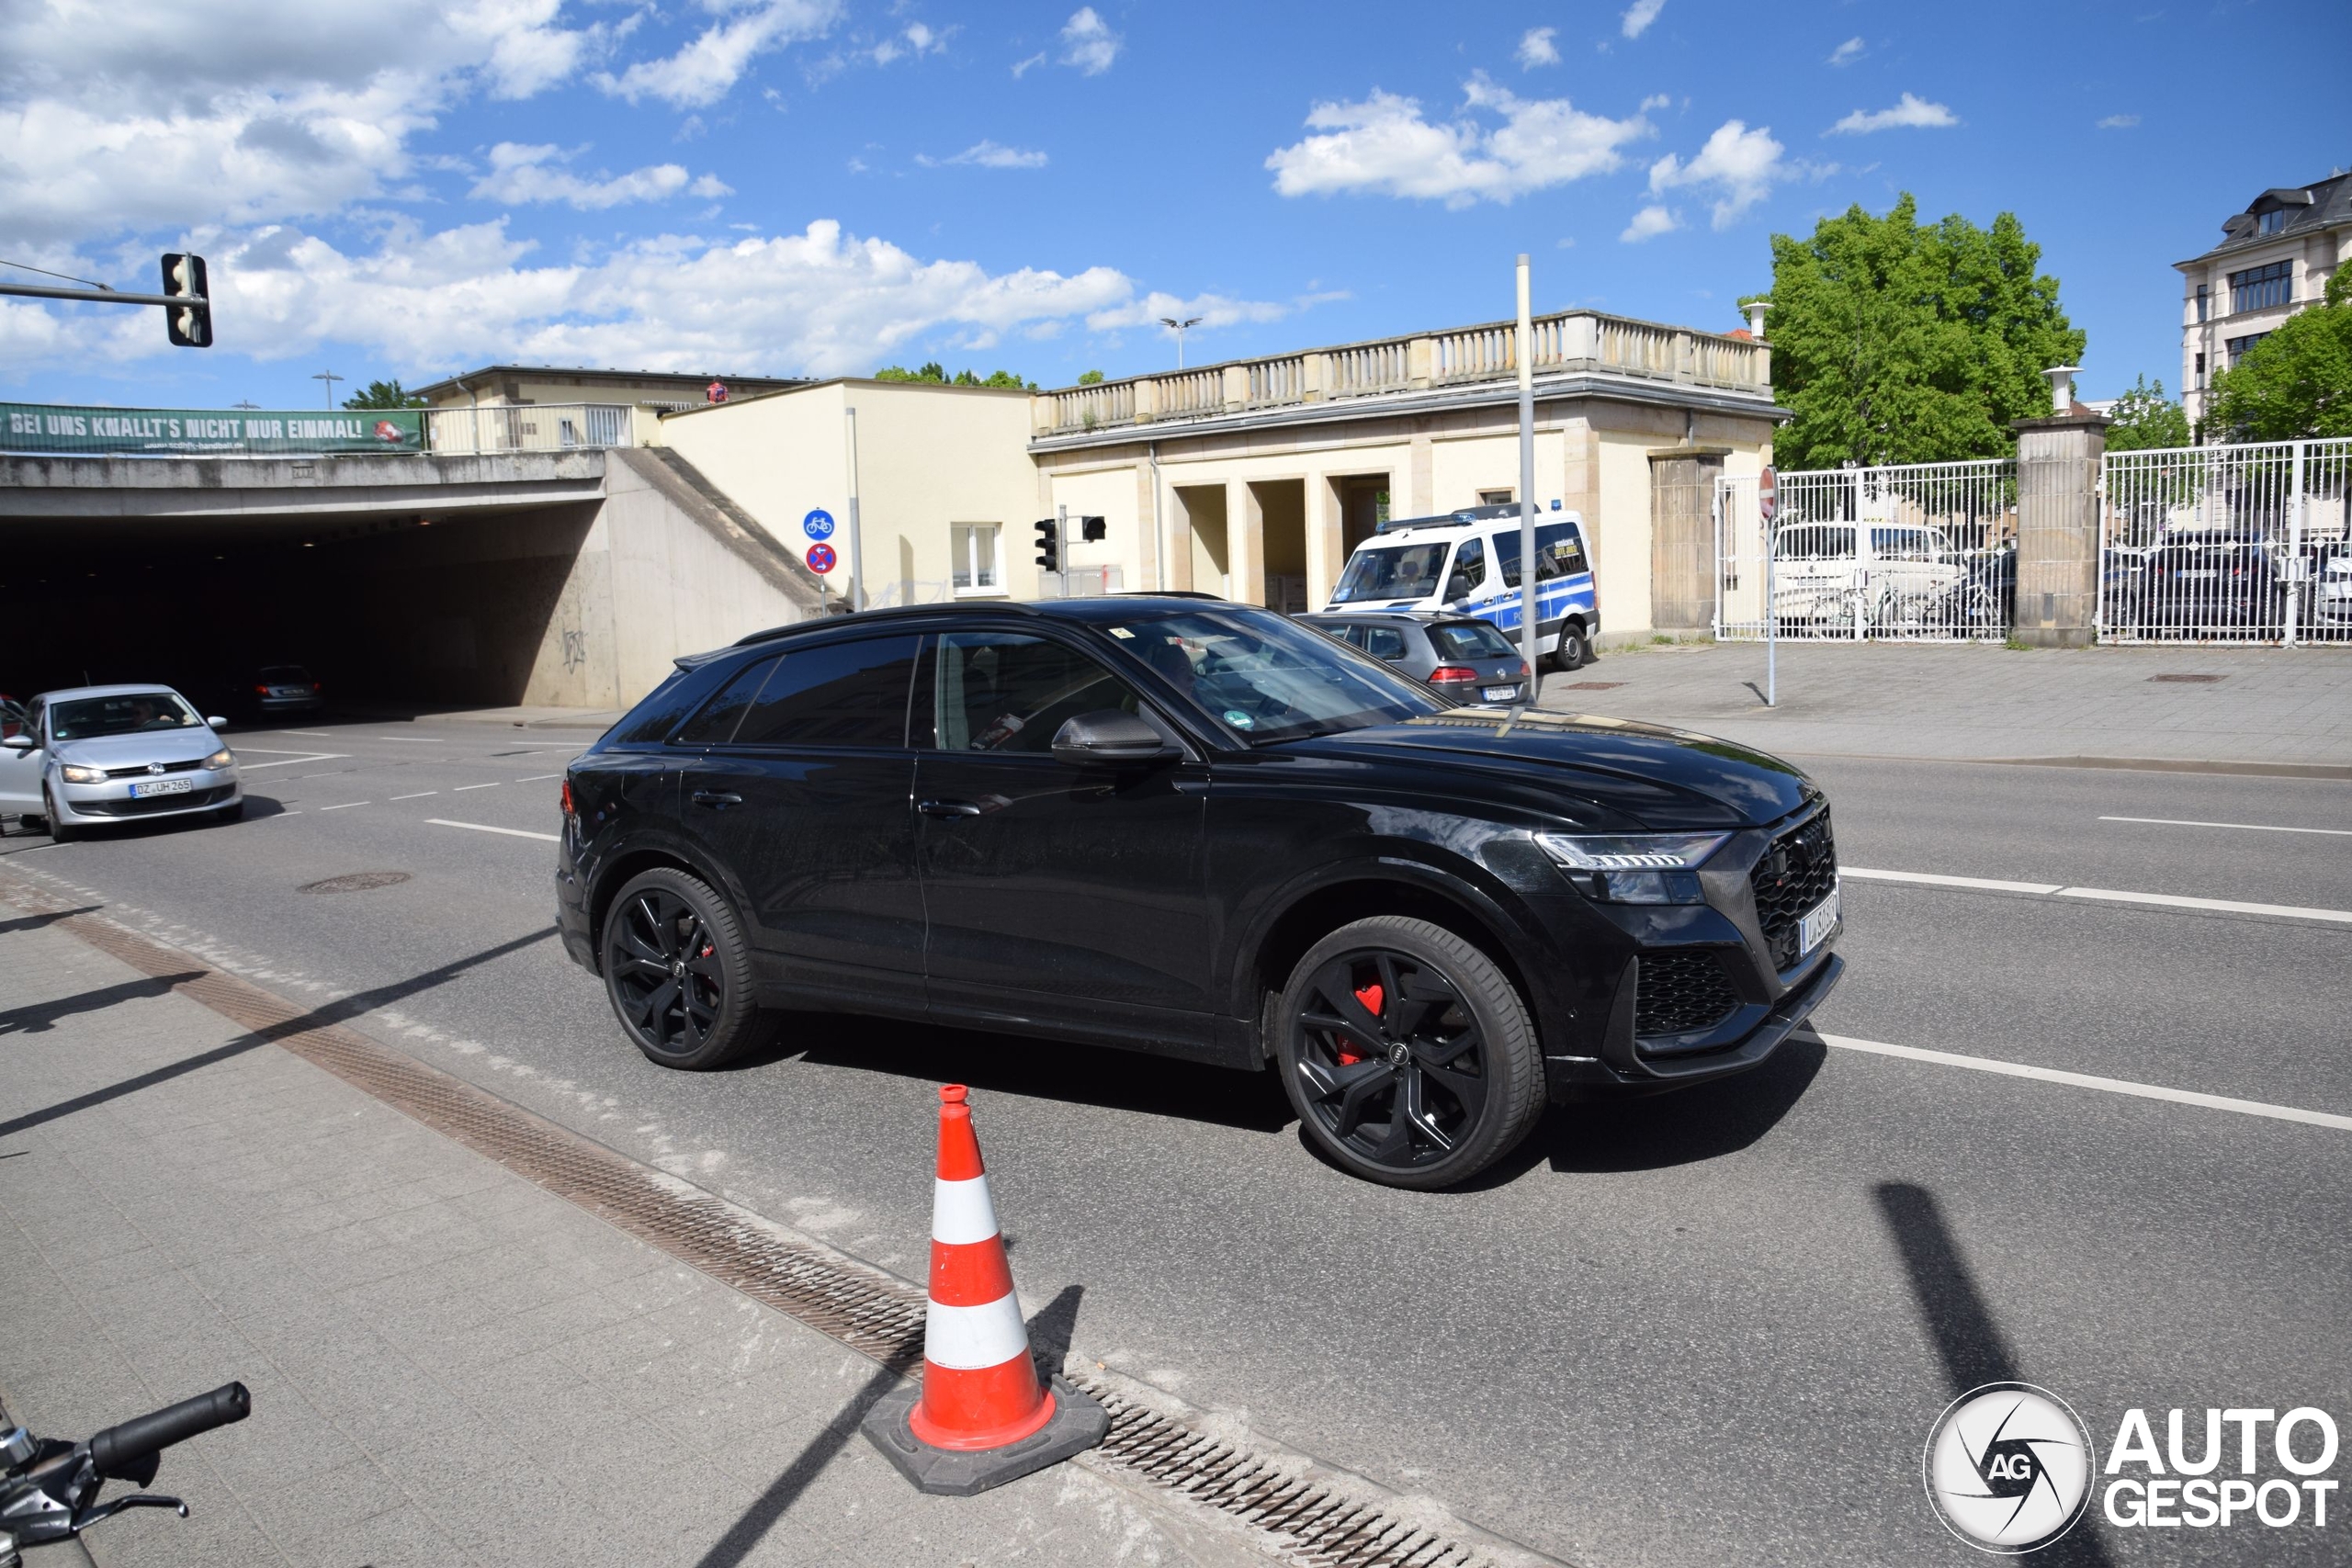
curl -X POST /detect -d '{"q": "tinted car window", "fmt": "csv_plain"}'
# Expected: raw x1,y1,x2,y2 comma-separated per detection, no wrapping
1494,523,1588,586
733,635,920,748
922,632,1139,753
673,656,779,745
1363,626,1408,660
1431,622,1516,659
1105,609,1435,744
1453,536,1487,592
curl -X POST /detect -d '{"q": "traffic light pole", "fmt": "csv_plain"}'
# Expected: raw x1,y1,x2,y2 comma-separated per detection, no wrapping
0,281,202,309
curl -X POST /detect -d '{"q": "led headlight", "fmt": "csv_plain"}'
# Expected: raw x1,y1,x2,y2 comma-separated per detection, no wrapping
59,762,107,784
1535,831,1727,904
203,747,235,770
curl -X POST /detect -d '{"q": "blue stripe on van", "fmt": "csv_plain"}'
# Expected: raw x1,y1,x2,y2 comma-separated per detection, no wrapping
1460,574,1594,633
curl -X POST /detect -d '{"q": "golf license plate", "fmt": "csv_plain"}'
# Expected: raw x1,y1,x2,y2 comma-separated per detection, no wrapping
129,777,193,798
1798,885,1839,956
2177,569,2218,580
1482,684,1521,702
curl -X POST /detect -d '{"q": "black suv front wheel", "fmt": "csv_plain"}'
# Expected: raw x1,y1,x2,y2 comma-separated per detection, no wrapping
600,867,774,1070
1275,916,1544,1189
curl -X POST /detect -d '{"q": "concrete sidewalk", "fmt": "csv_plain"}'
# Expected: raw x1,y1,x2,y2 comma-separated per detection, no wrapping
1539,638,2352,770
0,914,1272,1568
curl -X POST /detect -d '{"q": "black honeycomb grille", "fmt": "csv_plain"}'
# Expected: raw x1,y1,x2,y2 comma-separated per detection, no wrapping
1751,807,1838,971
1633,950,1741,1037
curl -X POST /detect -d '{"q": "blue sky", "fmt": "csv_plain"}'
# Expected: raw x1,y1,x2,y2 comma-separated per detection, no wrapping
2,0,2346,411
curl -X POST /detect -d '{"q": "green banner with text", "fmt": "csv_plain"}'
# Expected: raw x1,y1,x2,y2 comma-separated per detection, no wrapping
0,402,425,457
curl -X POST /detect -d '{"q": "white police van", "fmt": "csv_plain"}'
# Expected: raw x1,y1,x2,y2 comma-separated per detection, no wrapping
1323,502,1599,668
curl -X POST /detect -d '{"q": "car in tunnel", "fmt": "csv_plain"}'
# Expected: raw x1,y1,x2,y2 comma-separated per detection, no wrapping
554,598,1844,1190
0,685,243,841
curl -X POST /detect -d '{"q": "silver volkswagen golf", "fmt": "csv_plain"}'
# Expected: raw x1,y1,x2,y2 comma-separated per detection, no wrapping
0,685,243,840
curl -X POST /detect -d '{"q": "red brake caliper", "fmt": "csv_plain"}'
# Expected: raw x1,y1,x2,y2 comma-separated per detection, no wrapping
1338,981,1383,1066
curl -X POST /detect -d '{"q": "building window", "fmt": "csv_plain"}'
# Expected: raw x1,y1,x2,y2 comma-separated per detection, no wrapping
2193,352,2206,387
951,524,1001,593
2195,284,2209,322
2225,333,2269,368
2257,209,2287,236
1476,489,1514,505
2230,260,2293,314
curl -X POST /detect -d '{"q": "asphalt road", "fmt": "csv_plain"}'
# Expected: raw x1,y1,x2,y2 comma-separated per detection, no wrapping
5,716,2347,1567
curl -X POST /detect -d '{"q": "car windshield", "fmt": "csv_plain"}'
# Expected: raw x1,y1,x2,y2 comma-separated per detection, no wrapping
1430,621,1517,659
50,691,203,740
1329,540,1453,604
1106,609,1437,744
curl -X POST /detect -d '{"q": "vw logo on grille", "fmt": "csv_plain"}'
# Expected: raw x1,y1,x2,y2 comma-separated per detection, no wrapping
146,762,166,775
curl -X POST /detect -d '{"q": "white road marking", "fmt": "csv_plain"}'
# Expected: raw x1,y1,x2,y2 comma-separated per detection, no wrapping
427,818,560,843
235,752,348,771
389,791,437,801
318,801,370,811
1815,1032,2352,1134
453,782,500,791
2099,815,2352,838
263,810,301,818
374,736,446,743
514,773,560,783
271,729,332,738
230,745,322,754
1843,865,2352,925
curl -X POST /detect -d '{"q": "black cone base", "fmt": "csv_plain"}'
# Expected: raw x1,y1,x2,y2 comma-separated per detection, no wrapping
862,1374,1109,1496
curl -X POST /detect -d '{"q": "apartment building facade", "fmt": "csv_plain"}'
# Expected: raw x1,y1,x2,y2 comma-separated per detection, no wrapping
2177,173,2351,428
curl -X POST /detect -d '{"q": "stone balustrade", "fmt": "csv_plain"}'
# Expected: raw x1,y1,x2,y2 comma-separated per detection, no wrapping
1034,310,1769,437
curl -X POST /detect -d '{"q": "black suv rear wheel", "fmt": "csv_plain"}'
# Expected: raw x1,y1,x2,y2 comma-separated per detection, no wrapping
1275,916,1544,1189
601,867,773,1070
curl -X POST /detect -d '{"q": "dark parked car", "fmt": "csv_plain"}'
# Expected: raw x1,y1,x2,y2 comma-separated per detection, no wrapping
243,664,325,719
557,598,1843,1189
1299,611,1532,705
2134,538,2283,634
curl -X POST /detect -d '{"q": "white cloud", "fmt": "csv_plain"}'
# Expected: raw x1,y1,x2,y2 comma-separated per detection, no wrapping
1265,77,1655,207
872,20,952,66
1620,205,1678,243
1827,92,1958,135
467,142,731,209
1059,7,1121,74
1826,37,1864,67
1086,290,1296,333
1516,27,1559,69
1648,120,1806,229
1011,51,1046,77
919,141,1048,169
2097,113,2140,130
1621,0,1666,39
594,0,842,107
1639,92,1671,111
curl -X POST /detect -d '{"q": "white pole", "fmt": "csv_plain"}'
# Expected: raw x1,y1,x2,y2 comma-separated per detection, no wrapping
1515,254,1539,701
2286,437,2306,647
843,406,865,612
1765,508,1777,707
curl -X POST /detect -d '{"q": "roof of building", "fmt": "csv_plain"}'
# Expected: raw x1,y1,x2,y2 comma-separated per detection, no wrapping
409,365,808,401
2177,172,2352,267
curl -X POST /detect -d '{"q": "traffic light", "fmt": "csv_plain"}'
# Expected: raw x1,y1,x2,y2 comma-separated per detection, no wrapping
1078,513,1106,542
160,253,211,348
1033,517,1058,570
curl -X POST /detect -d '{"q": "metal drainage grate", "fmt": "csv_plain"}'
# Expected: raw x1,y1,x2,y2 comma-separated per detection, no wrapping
2148,673,2225,683
2,875,1548,1568
297,871,414,895
1559,681,1623,691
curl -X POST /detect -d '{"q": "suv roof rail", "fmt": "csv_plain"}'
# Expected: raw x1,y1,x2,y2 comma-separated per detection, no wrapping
731,600,1044,646
1116,589,1225,600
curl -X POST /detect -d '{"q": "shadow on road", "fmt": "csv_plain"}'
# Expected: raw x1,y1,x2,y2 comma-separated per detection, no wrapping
0,905,100,936
781,1014,1296,1134
0,971,204,1037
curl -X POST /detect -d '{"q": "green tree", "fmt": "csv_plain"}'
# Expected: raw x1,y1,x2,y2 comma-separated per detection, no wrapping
2101,375,2191,452
1075,368,1105,385
342,378,425,409
980,370,1037,389
1747,194,2086,468
2204,265,2352,440
874,362,1037,389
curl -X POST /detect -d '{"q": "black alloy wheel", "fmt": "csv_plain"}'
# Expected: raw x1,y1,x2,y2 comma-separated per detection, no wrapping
600,866,772,1070
1551,623,1591,671
1276,916,1544,1190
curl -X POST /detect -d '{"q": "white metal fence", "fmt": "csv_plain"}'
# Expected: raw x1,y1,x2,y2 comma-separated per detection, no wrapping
424,403,641,455
1714,459,2017,641
2098,437,2352,645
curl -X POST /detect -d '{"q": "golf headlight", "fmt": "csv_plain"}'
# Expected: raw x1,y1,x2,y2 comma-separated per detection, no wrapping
204,747,235,770
59,762,107,784
1536,832,1726,904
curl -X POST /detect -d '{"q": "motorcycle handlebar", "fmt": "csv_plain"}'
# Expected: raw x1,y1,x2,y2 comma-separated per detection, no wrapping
87,1383,250,1479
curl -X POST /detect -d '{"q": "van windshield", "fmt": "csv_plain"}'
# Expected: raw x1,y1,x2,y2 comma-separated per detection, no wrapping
1329,540,1452,604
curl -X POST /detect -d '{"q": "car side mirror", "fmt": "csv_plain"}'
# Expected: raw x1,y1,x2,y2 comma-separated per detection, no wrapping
206,716,228,729
1444,574,1470,601
1050,710,1181,767
1,734,33,753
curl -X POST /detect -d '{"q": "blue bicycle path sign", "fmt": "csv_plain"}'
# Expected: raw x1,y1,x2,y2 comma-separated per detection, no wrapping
803,508,836,541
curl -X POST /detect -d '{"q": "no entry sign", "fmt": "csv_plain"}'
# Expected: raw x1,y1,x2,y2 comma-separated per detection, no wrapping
1758,466,1778,523
806,542,836,574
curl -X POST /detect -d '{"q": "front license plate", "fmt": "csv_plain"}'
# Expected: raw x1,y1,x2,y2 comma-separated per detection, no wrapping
129,777,193,798
1482,684,1520,702
1798,885,1839,956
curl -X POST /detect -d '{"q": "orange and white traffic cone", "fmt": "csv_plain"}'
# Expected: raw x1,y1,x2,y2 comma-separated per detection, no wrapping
863,1085,1107,1495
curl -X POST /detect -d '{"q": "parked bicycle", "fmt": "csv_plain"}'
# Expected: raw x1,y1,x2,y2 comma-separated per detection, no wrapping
0,1382,248,1563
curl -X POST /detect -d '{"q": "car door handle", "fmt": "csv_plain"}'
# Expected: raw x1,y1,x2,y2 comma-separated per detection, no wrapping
917,798,983,818
690,790,743,808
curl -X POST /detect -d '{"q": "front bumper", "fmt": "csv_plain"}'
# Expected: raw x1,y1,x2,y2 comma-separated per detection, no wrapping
53,769,241,823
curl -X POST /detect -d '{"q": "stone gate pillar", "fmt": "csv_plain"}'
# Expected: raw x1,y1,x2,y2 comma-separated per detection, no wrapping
2011,411,2110,648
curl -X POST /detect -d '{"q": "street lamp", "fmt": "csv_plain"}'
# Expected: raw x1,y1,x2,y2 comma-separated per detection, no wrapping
1159,315,1203,370
311,369,344,409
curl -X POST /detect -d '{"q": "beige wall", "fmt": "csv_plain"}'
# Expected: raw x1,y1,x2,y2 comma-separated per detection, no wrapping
656,380,1037,608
